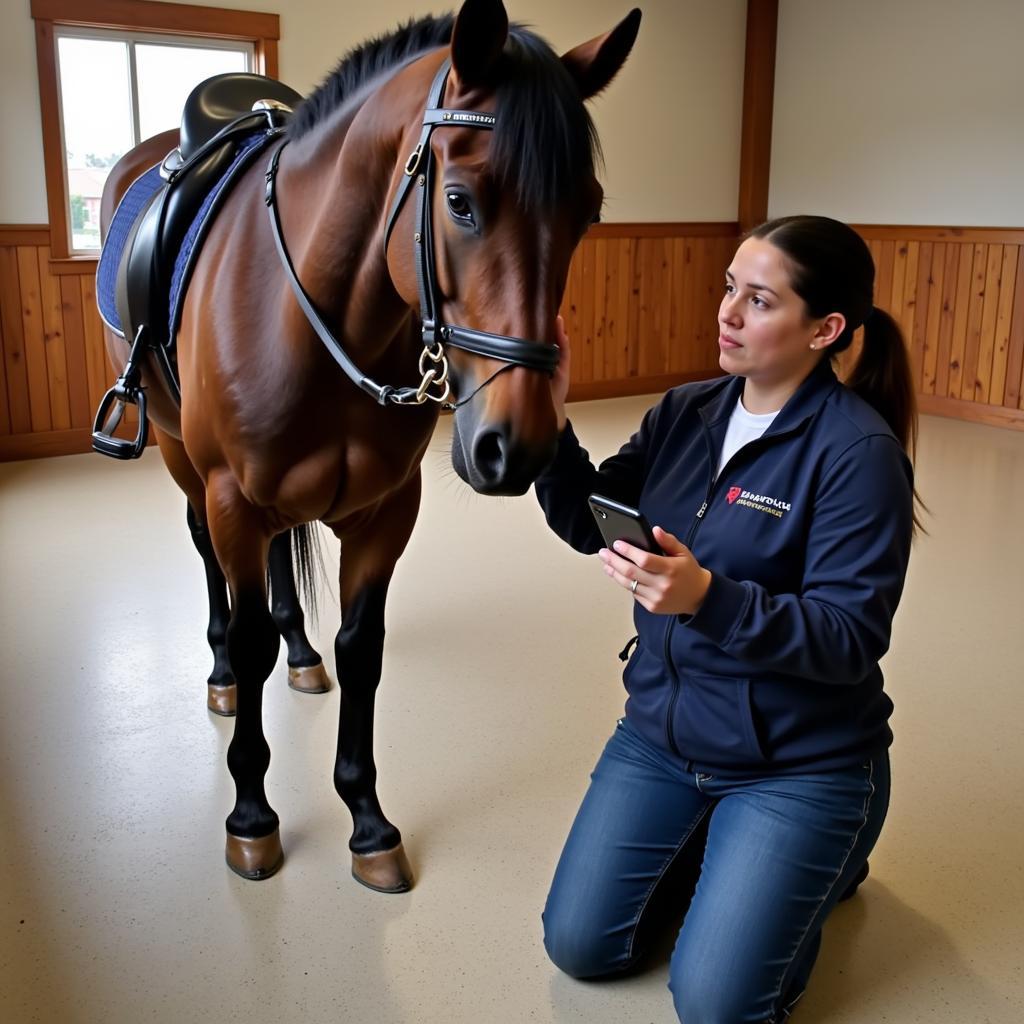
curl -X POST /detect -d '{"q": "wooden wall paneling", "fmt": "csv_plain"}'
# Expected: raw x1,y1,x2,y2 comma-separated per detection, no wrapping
598,238,618,381
60,275,92,427
15,246,52,432
1004,248,1024,409
988,245,1018,406
973,244,1005,403
561,247,581,381
947,246,974,397
667,237,685,373
0,288,9,434
613,238,632,381
626,237,642,378
932,245,959,398
913,243,937,391
889,241,908,331
937,245,958,397
37,245,71,430
921,243,945,394
693,238,712,368
580,237,597,384
80,275,109,414
642,238,672,376
591,238,608,385
900,242,920,386
675,239,696,373
685,237,707,372
876,241,895,312
959,244,988,401
1,248,31,435
635,238,655,376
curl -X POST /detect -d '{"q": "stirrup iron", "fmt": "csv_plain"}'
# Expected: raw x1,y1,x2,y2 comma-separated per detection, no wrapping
92,326,151,460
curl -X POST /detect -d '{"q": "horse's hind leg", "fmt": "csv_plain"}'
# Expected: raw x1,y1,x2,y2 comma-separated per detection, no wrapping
153,426,236,716
205,472,283,879
329,471,422,893
268,530,332,695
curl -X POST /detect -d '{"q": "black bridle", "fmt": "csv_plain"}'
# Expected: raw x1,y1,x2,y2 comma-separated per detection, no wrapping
264,57,560,408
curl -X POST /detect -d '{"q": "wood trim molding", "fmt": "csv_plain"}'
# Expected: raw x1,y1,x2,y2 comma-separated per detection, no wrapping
918,394,1024,430
0,225,51,245
737,0,778,234
29,1,280,40
569,371,722,404
587,222,739,239
853,224,1024,244
30,0,281,261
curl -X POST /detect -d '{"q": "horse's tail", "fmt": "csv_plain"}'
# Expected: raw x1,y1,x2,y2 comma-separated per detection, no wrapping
290,523,328,625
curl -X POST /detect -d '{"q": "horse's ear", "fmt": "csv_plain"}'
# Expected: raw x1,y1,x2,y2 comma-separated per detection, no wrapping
450,0,509,91
561,8,642,100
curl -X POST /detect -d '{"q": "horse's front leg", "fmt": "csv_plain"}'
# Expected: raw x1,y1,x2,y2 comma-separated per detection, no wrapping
330,471,422,893
206,474,283,879
186,501,237,716
268,529,332,695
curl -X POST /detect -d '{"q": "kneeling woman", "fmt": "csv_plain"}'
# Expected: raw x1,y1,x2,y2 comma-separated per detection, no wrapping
535,216,921,1022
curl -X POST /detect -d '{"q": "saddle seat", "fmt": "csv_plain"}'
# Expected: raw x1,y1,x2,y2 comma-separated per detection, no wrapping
94,72,301,457
115,74,302,357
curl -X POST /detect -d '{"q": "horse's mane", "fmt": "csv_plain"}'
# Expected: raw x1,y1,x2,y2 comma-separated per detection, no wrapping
287,13,599,211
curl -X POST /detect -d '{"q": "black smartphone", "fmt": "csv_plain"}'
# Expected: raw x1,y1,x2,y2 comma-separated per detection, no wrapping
588,494,663,555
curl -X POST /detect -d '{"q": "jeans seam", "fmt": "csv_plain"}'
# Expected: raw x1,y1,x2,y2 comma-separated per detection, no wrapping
624,801,713,964
765,760,878,1024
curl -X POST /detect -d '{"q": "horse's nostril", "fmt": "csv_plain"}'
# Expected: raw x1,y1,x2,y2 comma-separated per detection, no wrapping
472,429,507,482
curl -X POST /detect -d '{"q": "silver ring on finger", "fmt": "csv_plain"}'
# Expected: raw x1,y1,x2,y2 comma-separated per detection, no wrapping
631,578,639,594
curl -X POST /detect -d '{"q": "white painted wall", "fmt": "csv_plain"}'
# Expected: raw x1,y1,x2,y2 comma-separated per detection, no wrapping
0,0,746,225
770,0,1024,226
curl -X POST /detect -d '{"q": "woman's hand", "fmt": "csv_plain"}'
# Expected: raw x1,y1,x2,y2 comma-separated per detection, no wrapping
598,526,712,616
551,315,571,431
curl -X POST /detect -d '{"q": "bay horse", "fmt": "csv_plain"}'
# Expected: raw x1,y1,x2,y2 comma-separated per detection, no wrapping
98,0,640,891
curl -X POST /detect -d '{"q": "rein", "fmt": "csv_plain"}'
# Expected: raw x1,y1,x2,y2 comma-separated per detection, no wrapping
264,57,560,409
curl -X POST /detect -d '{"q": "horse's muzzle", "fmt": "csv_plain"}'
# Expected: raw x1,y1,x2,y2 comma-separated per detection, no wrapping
451,413,557,496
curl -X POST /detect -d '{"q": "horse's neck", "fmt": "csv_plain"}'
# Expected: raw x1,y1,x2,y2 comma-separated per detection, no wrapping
277,88,420,375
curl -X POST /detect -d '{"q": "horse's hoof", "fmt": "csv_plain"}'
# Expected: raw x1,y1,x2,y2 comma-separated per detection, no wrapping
288,662,332,694
351,843,414,893
207,684,237,716
226,829,284,880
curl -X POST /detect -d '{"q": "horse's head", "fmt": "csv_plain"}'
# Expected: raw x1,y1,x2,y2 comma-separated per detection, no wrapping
386,0,641,495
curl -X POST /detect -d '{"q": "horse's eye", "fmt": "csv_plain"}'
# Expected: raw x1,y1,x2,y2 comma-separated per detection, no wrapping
446,191,475,226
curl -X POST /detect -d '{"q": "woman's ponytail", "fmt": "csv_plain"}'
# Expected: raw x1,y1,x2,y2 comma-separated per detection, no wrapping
845,306,918,463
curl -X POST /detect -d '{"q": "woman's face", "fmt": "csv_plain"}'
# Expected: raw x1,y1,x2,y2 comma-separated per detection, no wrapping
718,237,840,399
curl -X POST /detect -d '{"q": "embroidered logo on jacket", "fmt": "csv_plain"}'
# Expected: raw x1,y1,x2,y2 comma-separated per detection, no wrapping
726,487,792,519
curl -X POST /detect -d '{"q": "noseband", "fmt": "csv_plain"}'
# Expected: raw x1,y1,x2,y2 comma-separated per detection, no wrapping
264,58,560,407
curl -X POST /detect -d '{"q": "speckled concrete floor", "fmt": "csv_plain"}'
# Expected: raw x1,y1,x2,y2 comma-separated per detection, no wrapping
1,398,1022,1024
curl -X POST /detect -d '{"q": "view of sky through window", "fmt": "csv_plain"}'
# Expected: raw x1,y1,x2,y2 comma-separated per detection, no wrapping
56,34,250,252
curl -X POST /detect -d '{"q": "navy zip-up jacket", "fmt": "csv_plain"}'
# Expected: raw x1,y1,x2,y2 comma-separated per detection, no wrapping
535,359,914,774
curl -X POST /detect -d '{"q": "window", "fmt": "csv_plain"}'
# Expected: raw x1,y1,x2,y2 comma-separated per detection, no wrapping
31,1,280,262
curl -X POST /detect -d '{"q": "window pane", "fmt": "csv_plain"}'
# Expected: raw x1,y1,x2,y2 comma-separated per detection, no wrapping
135,44,249,142
57,37,133,252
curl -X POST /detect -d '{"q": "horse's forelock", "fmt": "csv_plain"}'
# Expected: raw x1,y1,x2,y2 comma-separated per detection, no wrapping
492,26,600,212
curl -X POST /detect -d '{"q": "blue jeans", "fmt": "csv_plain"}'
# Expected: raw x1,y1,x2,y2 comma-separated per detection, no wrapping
543,718,890,1023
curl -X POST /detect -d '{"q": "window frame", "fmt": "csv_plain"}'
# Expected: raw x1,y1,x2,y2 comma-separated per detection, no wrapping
31,0,280,266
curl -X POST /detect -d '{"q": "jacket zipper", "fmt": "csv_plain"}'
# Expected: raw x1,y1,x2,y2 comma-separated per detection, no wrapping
663,489,712,758
662,426,754,758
